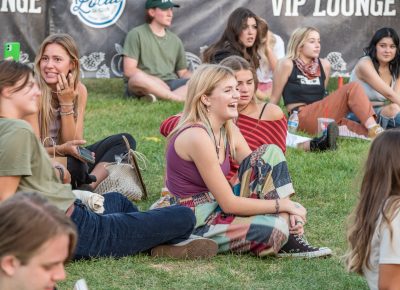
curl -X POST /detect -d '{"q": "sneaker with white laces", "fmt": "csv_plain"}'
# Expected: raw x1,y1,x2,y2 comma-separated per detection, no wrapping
277,234,332,258
151,235,218,259
141,93,157,103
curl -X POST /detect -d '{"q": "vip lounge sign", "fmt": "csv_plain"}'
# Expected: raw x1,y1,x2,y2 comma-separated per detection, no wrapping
70,0,126,28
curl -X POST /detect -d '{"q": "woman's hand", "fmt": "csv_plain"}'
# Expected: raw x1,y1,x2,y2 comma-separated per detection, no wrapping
56,140,87,161
56,73,77,104
282,199,307,223
289,214,305,236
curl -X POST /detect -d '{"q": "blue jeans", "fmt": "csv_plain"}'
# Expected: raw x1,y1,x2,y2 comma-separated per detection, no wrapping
71,192,195,259
347,107,400,129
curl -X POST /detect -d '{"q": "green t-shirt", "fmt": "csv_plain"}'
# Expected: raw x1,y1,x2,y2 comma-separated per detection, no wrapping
0,119,75,211
123,23,187,81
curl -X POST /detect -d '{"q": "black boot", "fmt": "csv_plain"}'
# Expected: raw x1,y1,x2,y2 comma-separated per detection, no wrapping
310,122,339,151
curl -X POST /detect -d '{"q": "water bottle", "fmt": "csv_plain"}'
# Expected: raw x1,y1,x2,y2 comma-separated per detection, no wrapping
288,111,299,133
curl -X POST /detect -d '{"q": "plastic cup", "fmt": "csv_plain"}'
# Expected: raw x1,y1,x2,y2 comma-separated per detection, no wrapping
317,118,335,136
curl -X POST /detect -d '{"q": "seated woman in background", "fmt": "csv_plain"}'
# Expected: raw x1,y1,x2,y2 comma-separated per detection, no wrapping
25,33,136,189
163,63,332,258
203,7,261,68
161,56,338,181
349,27,400,129
270,26,383,139
347,130,400,290
0,192,77,290
256,17,285,101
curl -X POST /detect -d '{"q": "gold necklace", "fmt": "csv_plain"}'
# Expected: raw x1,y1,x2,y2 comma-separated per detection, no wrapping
209,125,222,155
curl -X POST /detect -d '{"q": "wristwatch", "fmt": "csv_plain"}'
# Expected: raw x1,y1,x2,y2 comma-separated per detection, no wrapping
54,165,64,182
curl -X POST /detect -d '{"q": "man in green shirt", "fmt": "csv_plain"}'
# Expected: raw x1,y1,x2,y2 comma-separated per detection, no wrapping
123,0,191,102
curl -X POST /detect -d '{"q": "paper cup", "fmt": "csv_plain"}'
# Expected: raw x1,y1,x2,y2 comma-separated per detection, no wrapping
317,118,335,136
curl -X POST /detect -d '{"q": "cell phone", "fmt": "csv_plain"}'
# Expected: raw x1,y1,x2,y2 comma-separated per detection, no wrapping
3,42,20,61
77,146,95,164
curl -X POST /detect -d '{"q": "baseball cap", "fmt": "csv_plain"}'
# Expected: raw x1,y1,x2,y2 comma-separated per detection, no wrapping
145,0,180,9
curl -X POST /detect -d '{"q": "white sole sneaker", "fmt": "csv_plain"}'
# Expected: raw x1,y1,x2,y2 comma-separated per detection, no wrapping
277,246,332,258
151,236,218,259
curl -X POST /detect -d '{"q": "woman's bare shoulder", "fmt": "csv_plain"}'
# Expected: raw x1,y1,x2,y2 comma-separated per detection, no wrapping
259,102,284,121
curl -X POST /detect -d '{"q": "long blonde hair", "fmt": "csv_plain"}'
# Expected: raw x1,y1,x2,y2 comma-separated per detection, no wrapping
346,130,400,274
34,33,80,141
286,27,319,60
168,64,236,158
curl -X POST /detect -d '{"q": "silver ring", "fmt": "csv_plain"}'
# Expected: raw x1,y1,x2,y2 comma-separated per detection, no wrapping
295,220,303,225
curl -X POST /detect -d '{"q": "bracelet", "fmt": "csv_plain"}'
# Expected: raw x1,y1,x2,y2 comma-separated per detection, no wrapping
55,145,65,156
275,199,280,215
54,165,64,182
60,110,74,116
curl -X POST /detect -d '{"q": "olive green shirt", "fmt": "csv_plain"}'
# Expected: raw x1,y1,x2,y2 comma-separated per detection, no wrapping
0,119,75,211
123,23,187,81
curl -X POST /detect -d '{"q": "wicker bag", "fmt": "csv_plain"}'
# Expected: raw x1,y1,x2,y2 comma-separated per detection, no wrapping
94,136,147,201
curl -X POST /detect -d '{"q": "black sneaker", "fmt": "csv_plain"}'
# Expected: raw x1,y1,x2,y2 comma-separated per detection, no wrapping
277,234,332,258
310,121,339,151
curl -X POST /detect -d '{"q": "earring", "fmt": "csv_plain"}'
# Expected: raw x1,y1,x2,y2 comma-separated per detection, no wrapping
206,106,210,113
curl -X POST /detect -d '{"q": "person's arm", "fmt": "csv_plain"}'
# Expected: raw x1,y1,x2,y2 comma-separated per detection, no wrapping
58,81,87,142
177,127,306,218
270,58,293,105
355,57,400,105
51,160,71,184
379,265,400,290
266,32,285,72
0,176,20,201
377,212,400,290
122,28,143,78
320,58,331,89
177,68,191,79
123,56,141,78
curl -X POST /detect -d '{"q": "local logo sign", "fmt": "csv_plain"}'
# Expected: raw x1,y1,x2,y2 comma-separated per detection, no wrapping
70,0,126,29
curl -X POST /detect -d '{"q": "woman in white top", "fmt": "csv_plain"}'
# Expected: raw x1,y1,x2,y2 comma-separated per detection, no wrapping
347,130,400,290
349,27,400,129
256,18,285,101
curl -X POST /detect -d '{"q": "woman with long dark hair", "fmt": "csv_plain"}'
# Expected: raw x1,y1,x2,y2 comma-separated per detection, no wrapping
203,7,261,69
349,27,400,129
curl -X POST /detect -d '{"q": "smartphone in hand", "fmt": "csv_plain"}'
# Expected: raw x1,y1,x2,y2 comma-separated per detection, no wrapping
3,42,20,61
77,146,95,164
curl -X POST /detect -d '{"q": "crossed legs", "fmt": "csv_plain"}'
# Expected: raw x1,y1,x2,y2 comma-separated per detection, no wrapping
127,70,187,102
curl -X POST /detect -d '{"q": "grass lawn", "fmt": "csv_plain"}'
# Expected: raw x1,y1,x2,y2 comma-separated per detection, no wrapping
59,78,369,290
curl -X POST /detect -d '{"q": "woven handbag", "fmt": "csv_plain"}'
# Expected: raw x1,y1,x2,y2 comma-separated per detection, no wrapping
94,135,147,201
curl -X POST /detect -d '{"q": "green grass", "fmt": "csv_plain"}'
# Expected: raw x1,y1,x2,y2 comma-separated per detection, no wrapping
58,78,368,290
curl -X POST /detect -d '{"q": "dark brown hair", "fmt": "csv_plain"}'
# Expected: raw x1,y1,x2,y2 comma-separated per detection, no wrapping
203,7,261,69
0,60,32,95
0,192,77,265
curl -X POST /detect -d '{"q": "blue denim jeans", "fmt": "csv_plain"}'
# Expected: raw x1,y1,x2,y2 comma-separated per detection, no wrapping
71,192,195,259
347,107,400,129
